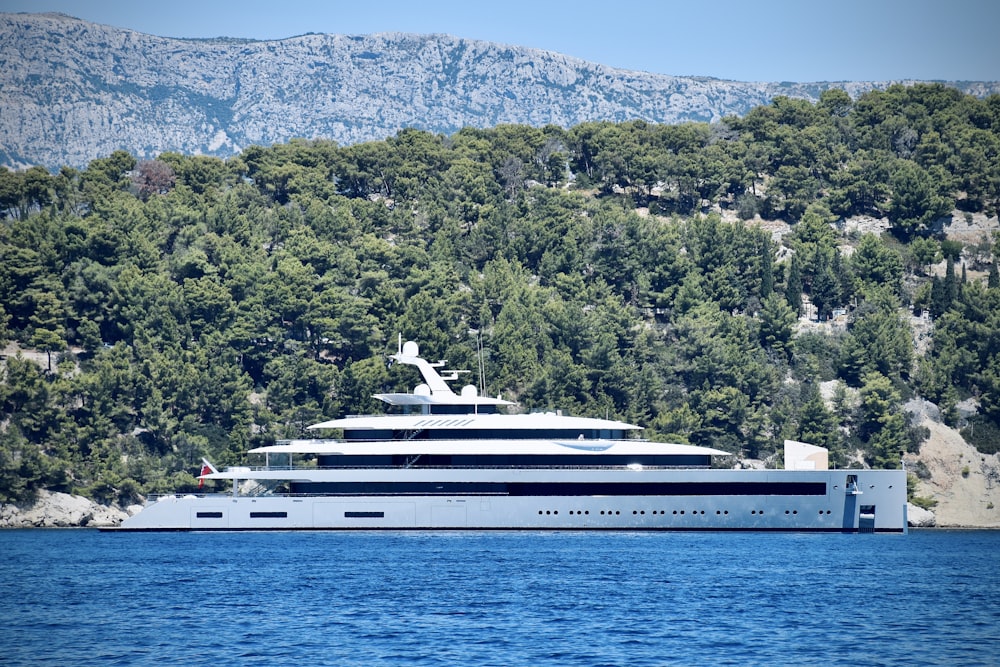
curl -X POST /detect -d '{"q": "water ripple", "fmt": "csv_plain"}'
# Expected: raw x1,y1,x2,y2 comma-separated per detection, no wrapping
1,530,999,666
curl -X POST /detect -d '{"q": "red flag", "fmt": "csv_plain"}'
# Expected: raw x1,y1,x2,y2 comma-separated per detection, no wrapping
198,464,211,489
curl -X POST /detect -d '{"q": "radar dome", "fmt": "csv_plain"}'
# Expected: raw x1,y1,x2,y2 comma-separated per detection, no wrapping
460,385,478,398
402,341,419,357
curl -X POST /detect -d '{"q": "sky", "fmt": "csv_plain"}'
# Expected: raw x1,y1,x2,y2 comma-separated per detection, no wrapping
3,0,999,82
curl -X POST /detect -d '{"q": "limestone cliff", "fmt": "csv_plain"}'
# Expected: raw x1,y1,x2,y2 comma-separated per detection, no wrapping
3,12,998,169
907,420,1000,528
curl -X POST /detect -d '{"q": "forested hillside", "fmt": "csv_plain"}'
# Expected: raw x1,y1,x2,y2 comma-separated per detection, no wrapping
1,83,999,505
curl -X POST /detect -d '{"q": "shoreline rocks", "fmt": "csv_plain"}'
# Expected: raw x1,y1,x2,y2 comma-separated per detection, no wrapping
907,503,936,527
0,490,128,528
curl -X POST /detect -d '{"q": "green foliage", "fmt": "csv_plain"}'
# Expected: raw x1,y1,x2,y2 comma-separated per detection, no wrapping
839,287,913,385
758,292,796,359
960,416,1000,455
796,382,839,452
851,234,904,297
907,474,938,508
857,372,908,469
888,160,953,237
2,84,1000,503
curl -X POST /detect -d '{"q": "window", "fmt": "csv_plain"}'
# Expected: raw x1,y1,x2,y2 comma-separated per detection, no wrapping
196,511,222,519
249,511,287,518
345,511,384,518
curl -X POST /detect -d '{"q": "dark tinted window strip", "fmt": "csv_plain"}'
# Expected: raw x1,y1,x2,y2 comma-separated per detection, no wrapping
508,482,828,496
344,511,385,518
249,511,287,518
291,482,827,496
196,511,223,518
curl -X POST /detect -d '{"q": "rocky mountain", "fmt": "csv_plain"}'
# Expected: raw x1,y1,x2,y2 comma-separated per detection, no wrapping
3,12,1000,170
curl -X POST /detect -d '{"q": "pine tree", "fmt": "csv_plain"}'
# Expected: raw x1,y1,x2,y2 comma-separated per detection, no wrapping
797,382,837,450
811,249,839,320
27,289,66,373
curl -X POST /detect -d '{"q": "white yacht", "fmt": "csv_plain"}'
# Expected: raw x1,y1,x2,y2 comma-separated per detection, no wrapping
112,340,908,532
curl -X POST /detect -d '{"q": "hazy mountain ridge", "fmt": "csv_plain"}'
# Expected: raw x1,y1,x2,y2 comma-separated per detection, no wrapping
3,12,999,169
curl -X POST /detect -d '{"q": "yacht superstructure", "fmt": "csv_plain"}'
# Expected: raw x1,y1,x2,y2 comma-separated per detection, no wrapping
112,341,907,532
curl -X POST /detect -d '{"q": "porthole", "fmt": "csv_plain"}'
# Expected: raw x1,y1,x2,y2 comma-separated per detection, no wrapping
600,511,605,515
640,510,645,515
785,510,790,515
724,510,729,515
538,510,543,515
819,510,824,515
793,510,798,515
553,511,558,515
615,511,620,515
680,510,685,515
716,510,721,515
585,510,590,515
633,510,638,515
672,510,678,515
751,510,756,515
546,510,551,515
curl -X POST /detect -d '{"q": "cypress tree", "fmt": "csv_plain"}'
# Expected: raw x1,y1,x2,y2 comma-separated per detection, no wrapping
785,254,803,317
760,240,774,299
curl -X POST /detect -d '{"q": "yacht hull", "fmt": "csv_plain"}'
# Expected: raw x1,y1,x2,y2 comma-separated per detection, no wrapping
107,469,907,533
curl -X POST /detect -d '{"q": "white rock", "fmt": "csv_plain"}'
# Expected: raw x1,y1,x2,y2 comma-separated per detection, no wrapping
907,503,936,527
0,490,127,528
904,398,941,424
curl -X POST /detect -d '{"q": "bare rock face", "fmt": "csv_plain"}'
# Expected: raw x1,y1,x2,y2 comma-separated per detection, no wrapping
904,398,942,424
909,419,1000,528
0,490,128,528
3,12,999,169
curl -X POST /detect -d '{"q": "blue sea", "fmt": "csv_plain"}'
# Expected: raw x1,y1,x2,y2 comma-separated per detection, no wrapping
1,529,998,666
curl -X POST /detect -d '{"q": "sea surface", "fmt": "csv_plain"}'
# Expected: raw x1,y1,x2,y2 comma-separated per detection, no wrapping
1,529,998,666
